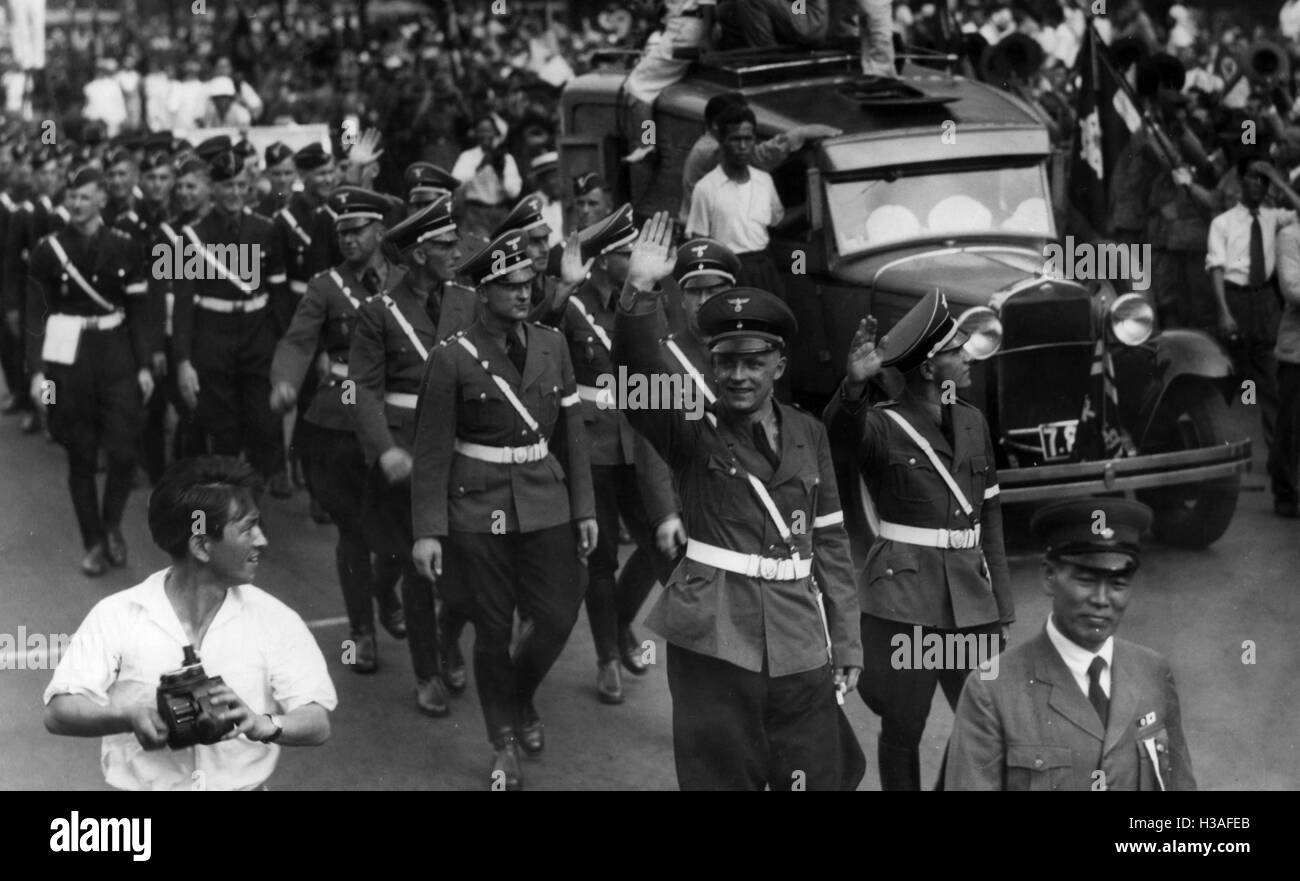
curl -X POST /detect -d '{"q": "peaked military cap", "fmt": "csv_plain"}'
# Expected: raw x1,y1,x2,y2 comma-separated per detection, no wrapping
530,150,558,174
699,287,798,354
459,229,537,286
330,186,389,231
194,135,233,162
573,171,606,197
578,202,637,257
404,161,459,204
876,289,969,374
294,142,332,172
385,195,457,251
265,141,294,167
494,192,550,238
209,149,245,183
675,237,741,289
1031,498,1153,572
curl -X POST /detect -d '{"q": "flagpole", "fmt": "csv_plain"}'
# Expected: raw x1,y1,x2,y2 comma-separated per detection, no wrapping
1086,19,1183,171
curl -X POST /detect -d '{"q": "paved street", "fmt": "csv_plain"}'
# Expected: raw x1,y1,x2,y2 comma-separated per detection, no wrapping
1,402,1296,791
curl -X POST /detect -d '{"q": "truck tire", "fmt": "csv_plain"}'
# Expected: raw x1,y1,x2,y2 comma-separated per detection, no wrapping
1137,380,1241,549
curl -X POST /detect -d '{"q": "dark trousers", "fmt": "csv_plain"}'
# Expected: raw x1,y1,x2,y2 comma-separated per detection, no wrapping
190,309,284,480
1224,284,1283,500
306,426,402,635
586,464,677,662
858,613,1001,790
362,462,442,680
445,524,585,741
667,643,857,790
718,0,829,49
1276,362,1300,505
1152,249,1216,331
0,309,32,412
44,328,144,549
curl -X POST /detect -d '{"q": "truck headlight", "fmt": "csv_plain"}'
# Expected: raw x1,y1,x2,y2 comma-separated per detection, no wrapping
1109,293,1154,345
957,307,1002,360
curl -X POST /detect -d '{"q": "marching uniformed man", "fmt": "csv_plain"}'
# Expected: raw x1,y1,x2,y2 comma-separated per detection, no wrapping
349,196,477,715
541,204,679,703
257,142,299,216
270,186,407,674
0,142,35,428
24,166,155,574
946,498,1196,791
102,147,142,227
614,212,864,791
172,150,289,486
824,289,1013,791
115,146,177,483
410,230,597,791
275,143,339,312
6,143,68,435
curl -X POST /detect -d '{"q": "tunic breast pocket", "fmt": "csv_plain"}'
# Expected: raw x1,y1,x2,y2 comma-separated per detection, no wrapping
1006,745,1076,791
967,455,989,507
704,453,751,518
460,384,508,430
886,448,938,504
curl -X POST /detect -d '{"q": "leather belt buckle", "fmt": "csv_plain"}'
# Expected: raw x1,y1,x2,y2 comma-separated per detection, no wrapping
948,529,973,550
512,446,528,465
759,557,779,580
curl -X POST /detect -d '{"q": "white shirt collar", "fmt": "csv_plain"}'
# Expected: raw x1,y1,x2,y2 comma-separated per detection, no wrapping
1046,613,1113,681
130,567,247,649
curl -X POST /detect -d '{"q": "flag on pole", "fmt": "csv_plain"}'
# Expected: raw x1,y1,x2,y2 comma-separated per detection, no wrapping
1068,24,1140,237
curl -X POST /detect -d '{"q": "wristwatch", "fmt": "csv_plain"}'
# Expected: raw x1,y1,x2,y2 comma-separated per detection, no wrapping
260,714,284,744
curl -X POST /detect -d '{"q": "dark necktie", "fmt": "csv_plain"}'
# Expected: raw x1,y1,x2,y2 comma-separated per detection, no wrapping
752,421,781,471
1087,656,1109,728
940,402,955,448
506,331,526,374
360,267,382,296
1249,208,1266,287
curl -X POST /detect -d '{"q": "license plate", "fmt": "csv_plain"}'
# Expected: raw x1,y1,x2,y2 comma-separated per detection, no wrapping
1038,420,1078,461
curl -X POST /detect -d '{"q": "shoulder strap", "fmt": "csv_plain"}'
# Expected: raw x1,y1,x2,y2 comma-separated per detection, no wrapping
663,335,717,407
277,206,312,246
567,294,613,351
329,269,361,311
454,334,540,435
181,225,254,295
882,408,973,518
46,236,117,313
380,294,428,360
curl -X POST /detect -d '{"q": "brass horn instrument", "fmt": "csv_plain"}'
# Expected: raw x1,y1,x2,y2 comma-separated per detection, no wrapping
1243,40,1290,89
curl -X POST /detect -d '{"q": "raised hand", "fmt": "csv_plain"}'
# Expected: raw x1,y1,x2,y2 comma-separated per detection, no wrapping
626,210,676,290
845,316,883,387
559,232,594,287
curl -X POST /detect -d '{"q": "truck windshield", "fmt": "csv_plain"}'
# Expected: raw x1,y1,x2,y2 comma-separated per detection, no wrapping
826,164,1052,255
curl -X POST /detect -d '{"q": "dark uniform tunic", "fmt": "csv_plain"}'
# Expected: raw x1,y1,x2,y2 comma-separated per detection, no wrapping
171,205,288,479
824,387,1013,787
411,320,596,740
4,193,66,418
615,296,863,791
349,273,477,680
25,222,152,550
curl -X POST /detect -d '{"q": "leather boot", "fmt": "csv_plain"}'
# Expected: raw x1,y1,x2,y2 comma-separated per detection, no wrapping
877,738,921,791
490,728,523,791
596,659,624,704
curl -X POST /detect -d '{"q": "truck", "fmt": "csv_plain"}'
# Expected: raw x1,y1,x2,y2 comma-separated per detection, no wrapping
558,47,1252,548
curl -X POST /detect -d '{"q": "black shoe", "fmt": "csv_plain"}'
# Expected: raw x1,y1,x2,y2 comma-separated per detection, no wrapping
620,626,647,676
596,660,624,704
1275,500,1299,518
415,676,450,717
81,544,110,577
490,730,523,791
378,603,407,640
443,639,467,693
517,704,544,757
104,529,128,568
350,632,377,674
268,472,293,499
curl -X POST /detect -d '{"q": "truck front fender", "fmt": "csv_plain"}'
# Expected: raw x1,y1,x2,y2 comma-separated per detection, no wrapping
1136,329,1235,444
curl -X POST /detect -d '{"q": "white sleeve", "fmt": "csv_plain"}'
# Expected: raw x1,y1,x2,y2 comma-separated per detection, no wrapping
451,149,478,184
43,599,124,707
687,178,710,238
1205,213,1228,271
768,175,785,226
503,154,522,200
265,606,338,713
